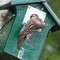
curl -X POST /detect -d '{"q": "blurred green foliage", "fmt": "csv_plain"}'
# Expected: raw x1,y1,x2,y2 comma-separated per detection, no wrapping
39,31,60,60
46,0,60,19
39,0,60,60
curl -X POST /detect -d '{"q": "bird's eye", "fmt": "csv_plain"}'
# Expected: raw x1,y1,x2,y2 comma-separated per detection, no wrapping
30,15,33,19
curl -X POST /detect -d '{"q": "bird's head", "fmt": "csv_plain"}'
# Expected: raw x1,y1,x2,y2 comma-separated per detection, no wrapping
30,14,39,20
30,14,46,28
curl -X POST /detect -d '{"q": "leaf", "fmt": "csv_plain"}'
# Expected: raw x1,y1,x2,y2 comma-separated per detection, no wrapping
39,31,60,60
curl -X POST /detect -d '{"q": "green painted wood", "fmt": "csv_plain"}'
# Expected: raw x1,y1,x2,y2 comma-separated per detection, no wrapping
4,4,55,60
11,0,45,5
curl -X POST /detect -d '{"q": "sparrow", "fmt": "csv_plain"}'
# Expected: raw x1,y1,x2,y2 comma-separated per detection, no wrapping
17,14,46,49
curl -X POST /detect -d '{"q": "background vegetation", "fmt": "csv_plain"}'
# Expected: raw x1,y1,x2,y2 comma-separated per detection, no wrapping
39,0,60,60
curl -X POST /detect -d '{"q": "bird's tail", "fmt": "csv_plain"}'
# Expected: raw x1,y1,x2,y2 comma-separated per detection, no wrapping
17,35,25,49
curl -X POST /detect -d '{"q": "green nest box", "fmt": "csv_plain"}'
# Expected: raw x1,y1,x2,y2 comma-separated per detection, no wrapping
1,0,60,60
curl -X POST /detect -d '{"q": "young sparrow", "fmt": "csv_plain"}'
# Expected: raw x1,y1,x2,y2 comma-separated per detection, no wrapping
17,14,46,49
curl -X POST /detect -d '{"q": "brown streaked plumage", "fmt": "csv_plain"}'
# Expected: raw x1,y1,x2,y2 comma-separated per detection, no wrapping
17,14,46,49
